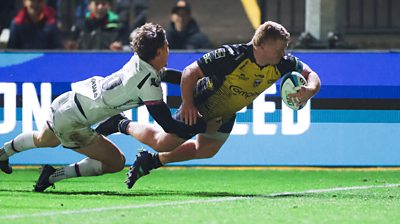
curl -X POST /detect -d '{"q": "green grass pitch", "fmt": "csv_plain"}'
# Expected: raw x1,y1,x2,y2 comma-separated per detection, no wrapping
1,167,400,224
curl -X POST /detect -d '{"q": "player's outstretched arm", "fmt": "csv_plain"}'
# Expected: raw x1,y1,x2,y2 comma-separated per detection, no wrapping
160,68,182,84
180,62,205,126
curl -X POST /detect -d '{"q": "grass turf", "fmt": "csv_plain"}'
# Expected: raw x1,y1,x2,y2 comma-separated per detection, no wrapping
0,167,400,224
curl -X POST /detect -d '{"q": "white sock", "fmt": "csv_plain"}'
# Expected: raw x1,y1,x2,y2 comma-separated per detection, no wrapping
48,165,77,183
49,158,103,183
1,132,36,160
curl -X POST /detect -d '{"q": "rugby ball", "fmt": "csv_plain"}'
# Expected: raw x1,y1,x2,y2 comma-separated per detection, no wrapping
280,71,307,110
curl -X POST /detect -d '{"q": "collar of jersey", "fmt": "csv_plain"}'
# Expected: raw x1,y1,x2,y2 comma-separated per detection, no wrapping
134,54,159,75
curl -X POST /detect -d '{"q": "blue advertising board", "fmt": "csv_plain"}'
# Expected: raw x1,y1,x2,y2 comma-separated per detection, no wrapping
1,51,400,166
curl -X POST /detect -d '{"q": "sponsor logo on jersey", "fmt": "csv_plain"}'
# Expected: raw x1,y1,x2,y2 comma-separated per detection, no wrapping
214,48,226,59
229,85,260,99
202,53,212,64
91,78,99,98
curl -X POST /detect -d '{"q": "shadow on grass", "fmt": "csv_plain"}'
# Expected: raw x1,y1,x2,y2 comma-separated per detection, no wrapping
1,188,398,200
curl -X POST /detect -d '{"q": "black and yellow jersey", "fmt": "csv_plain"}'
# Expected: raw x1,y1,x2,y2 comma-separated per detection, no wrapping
195,43,303,122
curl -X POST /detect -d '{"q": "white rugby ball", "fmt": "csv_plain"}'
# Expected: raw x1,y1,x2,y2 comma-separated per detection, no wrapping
280,71,307,110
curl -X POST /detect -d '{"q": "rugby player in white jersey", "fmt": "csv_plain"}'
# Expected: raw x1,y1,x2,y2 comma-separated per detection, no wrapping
0,23,220,192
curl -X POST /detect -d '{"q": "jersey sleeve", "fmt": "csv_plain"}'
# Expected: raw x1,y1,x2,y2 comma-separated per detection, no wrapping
276,54,304,76
146,102,206,139
137,72,163,103
160,68,182,84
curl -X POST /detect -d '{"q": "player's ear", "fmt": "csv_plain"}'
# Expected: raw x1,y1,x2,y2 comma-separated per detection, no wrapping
155,48,162,58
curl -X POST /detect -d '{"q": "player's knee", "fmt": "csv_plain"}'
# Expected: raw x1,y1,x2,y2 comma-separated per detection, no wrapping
103,154,125,173
113,154,126,172
203,151,218,159
198,147,219,159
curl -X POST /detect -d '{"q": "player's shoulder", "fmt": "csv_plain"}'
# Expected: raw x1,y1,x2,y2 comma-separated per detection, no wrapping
127,54,158,76
199,43,249,65
218,43,250,58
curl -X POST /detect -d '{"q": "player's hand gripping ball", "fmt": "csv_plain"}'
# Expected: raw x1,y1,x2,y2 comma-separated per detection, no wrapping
280,71,308,110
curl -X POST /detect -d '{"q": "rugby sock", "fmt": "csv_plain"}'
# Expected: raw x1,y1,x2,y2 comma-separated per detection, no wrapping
75,158,103,176
49,158,103,183
118,119,131,135
1,132,36,160
49,165,76,183
152,153,163,169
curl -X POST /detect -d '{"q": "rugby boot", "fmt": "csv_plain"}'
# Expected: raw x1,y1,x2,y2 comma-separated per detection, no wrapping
0,147,12,174
126,149,162,189
0,160,12,174
34,165,56,192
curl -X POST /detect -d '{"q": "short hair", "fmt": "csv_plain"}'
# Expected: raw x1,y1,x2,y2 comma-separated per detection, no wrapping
252,21,290,47
130,23,166,62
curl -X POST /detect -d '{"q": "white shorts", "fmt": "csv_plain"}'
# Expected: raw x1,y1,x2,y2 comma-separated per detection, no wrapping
47,91,100,149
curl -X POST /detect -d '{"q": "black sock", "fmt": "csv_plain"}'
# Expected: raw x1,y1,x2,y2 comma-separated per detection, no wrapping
118,119,131,135
152,153,163,169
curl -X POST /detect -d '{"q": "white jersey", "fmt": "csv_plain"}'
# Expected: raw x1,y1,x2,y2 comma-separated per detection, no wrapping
71,54,163,124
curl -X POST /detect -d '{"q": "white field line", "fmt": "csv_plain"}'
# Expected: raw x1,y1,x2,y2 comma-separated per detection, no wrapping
1,183,399,220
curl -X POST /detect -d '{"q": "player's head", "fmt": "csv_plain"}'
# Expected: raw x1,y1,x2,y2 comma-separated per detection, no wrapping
130,23,169,69
252,21,290,65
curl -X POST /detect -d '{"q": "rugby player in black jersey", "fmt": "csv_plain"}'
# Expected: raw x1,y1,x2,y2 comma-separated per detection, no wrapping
96,21,321,189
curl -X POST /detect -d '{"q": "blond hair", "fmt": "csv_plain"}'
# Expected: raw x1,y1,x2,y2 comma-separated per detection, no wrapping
252,21,290,46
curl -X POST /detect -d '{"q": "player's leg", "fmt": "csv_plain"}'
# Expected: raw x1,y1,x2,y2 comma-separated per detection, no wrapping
158,133,228,164
95,113,186,151
125,133,228,189
34,92,126,191
0,123,60,174
34,135,126,192
156,116,235,164
125,122,186,152
125,116,234,188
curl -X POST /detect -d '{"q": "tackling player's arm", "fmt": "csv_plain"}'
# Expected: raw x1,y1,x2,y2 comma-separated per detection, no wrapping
145,100,219,140
160,68,182,84
180,62,205,126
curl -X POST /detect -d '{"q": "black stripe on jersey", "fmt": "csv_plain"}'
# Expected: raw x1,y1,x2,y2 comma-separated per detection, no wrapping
137,73,151,89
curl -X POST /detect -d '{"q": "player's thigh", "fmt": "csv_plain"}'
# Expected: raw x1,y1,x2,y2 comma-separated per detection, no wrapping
196,133,229,157
154,132,186,152
128,122,185,152
34,123,61,147
73,136,125,167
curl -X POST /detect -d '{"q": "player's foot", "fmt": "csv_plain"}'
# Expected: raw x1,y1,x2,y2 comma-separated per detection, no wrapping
95,113,128,136
34,165,56,192
0,160,12,174
0,147,12,174
126,149,159,189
